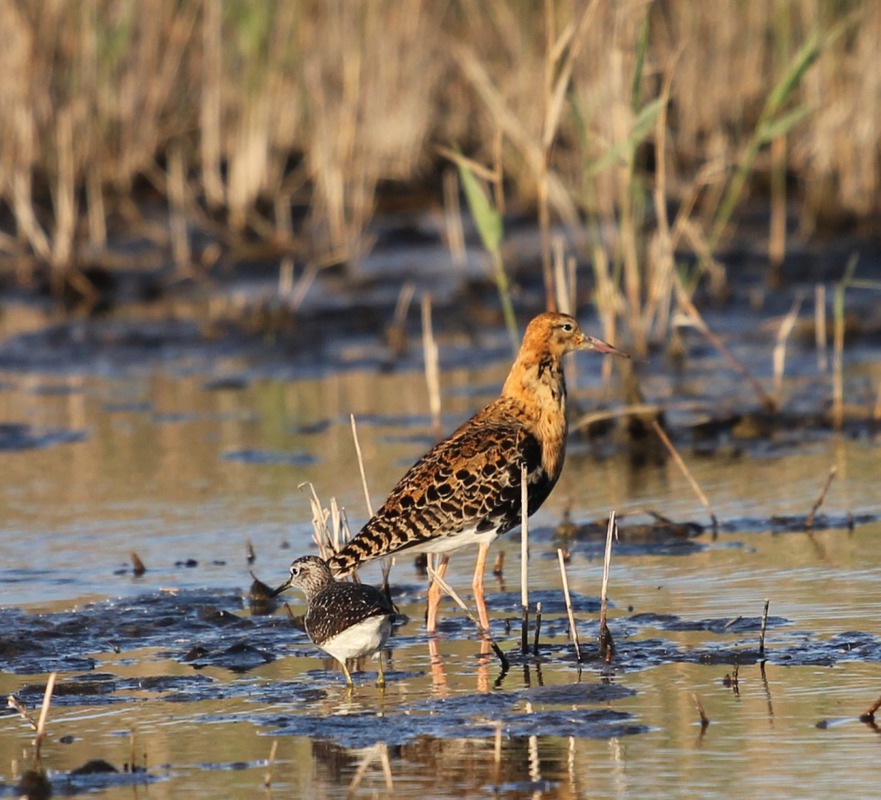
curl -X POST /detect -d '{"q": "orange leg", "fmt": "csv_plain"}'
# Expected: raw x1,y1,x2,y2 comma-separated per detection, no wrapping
426,554,449,633
472,541,491,634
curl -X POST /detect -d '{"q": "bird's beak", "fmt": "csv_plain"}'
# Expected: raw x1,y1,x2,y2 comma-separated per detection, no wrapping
582,335,630,359
270,578,292,597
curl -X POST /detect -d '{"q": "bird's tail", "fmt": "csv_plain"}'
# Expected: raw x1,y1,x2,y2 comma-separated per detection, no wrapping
327,536,374,577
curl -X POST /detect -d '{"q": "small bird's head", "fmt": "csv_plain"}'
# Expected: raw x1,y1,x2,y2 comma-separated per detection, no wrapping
272,555,334,599
525,312,630,360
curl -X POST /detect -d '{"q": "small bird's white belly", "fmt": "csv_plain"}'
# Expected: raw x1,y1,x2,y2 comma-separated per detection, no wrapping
318,615,393,663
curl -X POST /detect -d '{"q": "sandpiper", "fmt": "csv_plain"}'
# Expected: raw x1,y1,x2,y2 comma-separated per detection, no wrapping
328,312,629,632
273,555,396,687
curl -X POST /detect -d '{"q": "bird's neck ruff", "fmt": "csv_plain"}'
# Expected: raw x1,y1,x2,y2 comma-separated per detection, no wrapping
501,348,569,478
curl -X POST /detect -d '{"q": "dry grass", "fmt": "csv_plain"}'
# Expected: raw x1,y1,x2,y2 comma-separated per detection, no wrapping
0,1,875,340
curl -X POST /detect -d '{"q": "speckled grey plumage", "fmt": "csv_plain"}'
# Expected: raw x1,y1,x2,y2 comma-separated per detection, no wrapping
274,555,395,684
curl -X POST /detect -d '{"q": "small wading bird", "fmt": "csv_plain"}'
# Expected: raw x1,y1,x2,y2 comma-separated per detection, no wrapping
327,312,629,632
273,555,396,687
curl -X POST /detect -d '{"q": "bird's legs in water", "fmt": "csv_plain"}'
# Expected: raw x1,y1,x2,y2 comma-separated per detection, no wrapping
426,554,449,633
472,541,491,633
426,543,492,634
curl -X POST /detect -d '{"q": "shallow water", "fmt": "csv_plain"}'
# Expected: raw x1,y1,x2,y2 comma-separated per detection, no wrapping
1,319,881,799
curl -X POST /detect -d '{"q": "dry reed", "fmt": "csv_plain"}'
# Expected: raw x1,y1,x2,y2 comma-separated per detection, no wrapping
651,420,718,531
557,547,582,662
805,466,837,529
0,1,874,346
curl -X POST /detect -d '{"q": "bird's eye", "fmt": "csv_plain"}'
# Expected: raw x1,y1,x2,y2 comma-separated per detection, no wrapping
290,565,300,577
561,322,573,332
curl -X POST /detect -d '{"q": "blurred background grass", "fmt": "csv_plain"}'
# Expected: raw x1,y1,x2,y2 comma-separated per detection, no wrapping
0,0,875,345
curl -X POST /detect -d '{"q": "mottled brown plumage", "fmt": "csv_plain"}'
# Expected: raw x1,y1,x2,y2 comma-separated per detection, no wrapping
328,312,628,631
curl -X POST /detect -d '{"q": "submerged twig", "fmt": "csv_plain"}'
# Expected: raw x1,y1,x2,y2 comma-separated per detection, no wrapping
651,420,718,531
557,548,582,662
426,564,509,672
533,601,543,657
805,465,837,529
692,693,710,729
263,740,279,788
131,551,146,576
759,598,771,657
859,694,881,723
598,511,617,663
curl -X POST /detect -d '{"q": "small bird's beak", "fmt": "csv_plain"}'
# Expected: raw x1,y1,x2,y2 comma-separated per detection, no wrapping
270,578,292,597
582,335,630,359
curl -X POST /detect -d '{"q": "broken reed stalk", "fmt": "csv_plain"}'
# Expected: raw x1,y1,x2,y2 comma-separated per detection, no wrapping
832,256,858,430
493,721,503,780
34,672,57,755
167,140,190,273
426,564,509,672
598,511,616,663
805,465,837,529
651,420,718,531
815,283,827,374
533,601,542,656
389,280,415,345
674,282,777,412
773,296,803,403
759,598,771,657
302,482,350,562
421,294,442,439
692,693,710,729
832,283,845,430
350,414,373,517
520,462,529,654
7,694,37,730
557,548,582,662
263,739,279,788
443,168,466,269
350,416,389,587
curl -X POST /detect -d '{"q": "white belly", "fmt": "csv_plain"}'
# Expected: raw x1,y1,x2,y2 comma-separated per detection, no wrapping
318,615,393,663
402,525,502,556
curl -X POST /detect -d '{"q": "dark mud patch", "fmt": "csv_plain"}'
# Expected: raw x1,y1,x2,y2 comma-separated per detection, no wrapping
4,586,880,700
222,448,318,466
263,706,647,749
0,763,156,799
0,422,87,451
261,681,644,748
542,508,881,560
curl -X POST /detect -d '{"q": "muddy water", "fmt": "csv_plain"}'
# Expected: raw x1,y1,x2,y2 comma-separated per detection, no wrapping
1,331,881,799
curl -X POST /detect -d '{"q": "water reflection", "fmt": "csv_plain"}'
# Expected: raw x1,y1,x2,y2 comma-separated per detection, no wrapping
2,350,881,798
